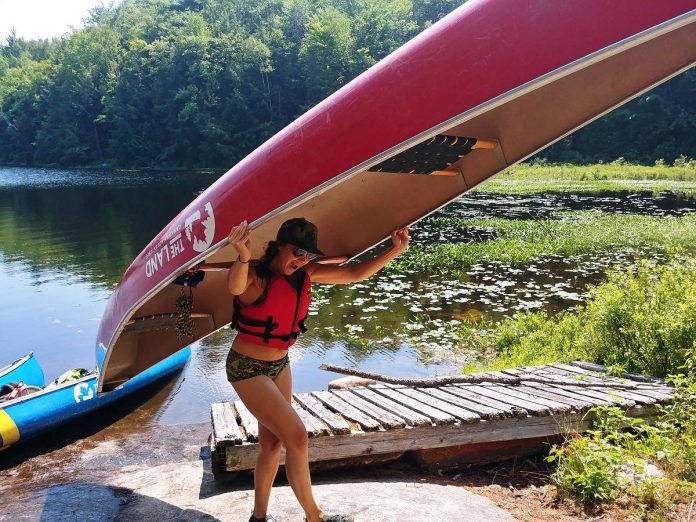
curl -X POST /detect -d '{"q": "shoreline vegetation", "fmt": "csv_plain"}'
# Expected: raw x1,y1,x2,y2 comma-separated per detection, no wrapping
458,260,696,519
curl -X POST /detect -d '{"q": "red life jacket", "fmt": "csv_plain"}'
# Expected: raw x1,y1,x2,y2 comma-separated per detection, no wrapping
232,270,312,349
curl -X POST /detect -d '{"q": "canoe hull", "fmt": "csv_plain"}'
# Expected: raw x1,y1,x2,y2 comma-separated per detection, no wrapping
97,1,696,392
0,353,45,389
0,347,190,450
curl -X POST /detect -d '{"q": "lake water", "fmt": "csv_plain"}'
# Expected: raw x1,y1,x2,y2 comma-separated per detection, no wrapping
1,167,692,430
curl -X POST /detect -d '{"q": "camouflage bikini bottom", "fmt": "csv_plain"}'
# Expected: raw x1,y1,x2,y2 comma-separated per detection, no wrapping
225,350,289,383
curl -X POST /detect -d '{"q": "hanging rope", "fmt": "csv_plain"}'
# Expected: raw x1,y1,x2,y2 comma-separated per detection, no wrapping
175,285,196,340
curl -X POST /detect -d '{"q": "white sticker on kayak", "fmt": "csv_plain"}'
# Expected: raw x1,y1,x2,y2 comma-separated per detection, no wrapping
74,382,95,403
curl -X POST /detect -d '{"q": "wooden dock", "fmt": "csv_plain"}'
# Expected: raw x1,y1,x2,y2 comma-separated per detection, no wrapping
210,362,675,479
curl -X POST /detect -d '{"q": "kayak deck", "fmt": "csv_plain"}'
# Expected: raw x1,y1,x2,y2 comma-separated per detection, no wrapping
210,361,674,478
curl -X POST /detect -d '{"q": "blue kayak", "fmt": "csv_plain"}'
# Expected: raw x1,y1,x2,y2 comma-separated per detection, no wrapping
0,347,190,450
0,353,45,389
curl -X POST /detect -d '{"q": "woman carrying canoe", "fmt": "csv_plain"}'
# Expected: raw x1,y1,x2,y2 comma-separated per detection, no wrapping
227,217,410,522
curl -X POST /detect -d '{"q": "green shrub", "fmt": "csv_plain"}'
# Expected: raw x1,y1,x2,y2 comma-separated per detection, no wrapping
580,260,696,377
464,259,696,378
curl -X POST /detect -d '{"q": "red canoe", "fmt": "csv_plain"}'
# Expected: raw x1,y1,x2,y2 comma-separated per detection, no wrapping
97,0,696,393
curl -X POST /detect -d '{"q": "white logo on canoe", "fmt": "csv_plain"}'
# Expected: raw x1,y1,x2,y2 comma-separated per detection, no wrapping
184,202,215,253
74,382,95,403
144,202,215,278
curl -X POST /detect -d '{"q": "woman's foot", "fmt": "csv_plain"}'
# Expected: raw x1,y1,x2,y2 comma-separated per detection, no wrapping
305,515,354,522
249,514,277,522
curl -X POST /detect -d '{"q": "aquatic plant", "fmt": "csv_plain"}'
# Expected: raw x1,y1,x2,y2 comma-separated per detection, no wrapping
393,212,696,275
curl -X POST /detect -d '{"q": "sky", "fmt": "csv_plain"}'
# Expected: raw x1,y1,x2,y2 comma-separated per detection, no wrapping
0,0,122,42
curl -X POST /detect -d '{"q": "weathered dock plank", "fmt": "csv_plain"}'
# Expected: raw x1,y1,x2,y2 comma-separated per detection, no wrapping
443,385,528,418
233,400,259,442
333,389,406,429
352,387,431,426
550,364,674,402
396,386,480,423
312,391,383,431
480,383,572,414
372,385,457,424
500,369,595,411
292,398,330,437
416,387,499,420
458,384,551,416
295,393,351,434
211,401,243,446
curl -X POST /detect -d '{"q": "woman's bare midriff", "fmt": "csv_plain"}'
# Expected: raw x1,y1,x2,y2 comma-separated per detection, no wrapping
231,335,290,362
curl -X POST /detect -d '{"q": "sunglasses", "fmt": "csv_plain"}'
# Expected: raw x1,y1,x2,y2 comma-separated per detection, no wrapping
292,247,320,261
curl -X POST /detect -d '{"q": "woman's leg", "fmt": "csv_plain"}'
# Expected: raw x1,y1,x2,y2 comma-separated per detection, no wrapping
233,371,323,522
251,363,293,518
252,422,282,518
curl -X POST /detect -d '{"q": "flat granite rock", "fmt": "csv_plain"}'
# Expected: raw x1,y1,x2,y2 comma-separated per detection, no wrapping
108,460,518,522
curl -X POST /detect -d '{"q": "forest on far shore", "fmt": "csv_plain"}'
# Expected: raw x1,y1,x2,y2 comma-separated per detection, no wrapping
1,0,695,169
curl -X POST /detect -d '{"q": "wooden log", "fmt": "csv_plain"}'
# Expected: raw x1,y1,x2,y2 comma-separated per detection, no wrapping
211,401,244,447
351,388,432,426
333,389,407,429
233,400,258,442
312,391,382,431
295,393,351,434
372,385,457,425
321,363,639,388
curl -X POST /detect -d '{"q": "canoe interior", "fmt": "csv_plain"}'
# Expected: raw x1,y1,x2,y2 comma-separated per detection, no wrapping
100,14,696,392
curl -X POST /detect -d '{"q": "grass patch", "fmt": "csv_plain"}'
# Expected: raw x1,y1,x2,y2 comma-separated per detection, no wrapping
394,212,696,274
476,159,696,196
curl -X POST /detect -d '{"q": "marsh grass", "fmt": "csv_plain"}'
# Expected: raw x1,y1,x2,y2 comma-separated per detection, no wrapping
394,212,696,274
477,159,696,195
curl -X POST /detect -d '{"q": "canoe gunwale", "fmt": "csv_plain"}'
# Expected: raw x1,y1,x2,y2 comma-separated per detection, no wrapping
97,7,696,394
0,353,34,379
0,373,95,409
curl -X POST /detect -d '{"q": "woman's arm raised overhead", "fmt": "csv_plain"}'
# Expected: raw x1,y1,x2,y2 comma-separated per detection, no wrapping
227,220,254,296
306,227,410,285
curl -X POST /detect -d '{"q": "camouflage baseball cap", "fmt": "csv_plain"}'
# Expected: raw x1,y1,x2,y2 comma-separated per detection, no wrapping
276,218,325,255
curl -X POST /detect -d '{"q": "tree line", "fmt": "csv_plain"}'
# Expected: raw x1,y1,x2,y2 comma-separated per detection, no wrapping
0,0,694,169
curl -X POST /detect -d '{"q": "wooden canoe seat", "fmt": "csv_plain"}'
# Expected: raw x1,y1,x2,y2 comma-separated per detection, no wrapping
123,312,213,334
368,135,498,176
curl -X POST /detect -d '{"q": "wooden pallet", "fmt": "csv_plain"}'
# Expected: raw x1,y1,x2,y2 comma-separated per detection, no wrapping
210,362,675,478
